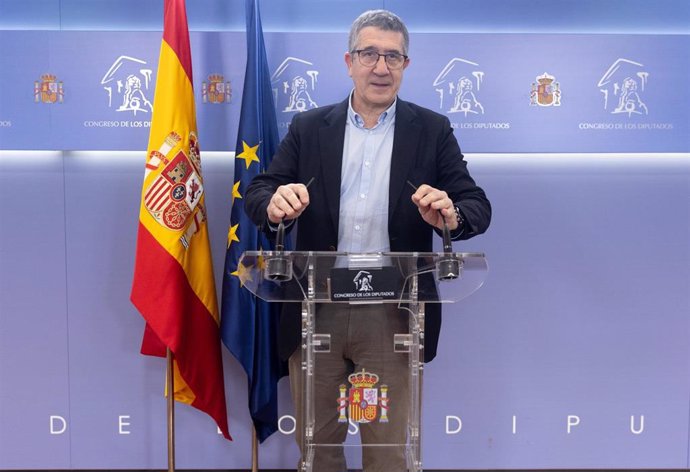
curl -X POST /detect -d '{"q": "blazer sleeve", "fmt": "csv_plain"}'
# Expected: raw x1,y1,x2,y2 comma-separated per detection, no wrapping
244,112,304,234
435,115,492,240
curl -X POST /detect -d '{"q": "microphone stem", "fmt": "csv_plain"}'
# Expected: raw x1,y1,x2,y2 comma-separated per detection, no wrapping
441,217,452,253
276,219,285,252
275,177,313,253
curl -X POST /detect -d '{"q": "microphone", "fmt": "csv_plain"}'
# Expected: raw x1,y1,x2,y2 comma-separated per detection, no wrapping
265,218,290,281
407,180,460,281
264,177,314,282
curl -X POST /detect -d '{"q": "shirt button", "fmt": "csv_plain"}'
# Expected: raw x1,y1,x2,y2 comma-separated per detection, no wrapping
354,225,361,231
364,161,371,167
359,193,366,199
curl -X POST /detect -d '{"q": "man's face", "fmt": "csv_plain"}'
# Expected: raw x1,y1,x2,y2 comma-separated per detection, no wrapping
345,26,409,116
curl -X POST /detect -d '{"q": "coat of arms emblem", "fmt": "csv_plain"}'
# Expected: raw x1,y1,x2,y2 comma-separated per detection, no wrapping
530,72,561,107
202,74,232,104
338,369,389,424
34,74,63,104
144,131,206,241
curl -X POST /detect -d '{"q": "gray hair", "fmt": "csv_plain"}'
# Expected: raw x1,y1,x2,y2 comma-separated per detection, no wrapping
348,10,409,56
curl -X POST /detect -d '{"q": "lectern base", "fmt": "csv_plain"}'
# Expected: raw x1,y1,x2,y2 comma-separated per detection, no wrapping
299,443,421,472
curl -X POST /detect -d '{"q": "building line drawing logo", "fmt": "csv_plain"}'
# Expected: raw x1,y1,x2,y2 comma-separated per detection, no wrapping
271,56,319,113
433,58,485,116
597,58,649,116
353,270,373,292
100,55,154,115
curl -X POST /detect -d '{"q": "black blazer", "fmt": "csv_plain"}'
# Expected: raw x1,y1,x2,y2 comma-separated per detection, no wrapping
245,97,491,362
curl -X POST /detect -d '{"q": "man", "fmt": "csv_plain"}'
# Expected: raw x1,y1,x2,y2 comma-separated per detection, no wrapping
245,10,491,471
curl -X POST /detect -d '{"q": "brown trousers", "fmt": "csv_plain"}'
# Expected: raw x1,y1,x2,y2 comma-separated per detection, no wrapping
289,303,412,472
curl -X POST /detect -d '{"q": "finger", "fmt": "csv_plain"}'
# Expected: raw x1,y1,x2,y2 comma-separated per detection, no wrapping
267,200,285,223
430,195,452,212
421,190,449,209
277,185,304,213
268,193,293,221
439,204,455,218
291,184,310,205
411,184,434,206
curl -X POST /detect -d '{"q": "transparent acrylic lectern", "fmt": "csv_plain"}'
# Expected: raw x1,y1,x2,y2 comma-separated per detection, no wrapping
239,250,488,472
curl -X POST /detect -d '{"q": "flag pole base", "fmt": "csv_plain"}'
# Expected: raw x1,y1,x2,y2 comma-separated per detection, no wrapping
167,348,176,472
252,426,259,472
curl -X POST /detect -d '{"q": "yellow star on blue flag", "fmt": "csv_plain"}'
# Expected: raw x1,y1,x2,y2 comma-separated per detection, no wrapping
227,223,240,248
236,140,260,169
231,260,253,287
232,181,242,201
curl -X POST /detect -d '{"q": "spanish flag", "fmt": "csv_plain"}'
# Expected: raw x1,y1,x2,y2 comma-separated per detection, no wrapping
130,0,231,440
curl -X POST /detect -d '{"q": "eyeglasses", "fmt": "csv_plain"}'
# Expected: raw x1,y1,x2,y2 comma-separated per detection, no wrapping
353,49,408,70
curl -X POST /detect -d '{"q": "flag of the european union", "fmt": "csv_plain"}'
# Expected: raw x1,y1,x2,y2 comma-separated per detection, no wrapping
220,0,287,443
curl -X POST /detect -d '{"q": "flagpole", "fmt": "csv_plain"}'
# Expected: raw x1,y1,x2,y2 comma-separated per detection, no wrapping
167,348,176,472
252,426,259,472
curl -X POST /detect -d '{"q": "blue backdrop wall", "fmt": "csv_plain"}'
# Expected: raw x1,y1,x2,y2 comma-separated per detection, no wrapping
0,0,689,470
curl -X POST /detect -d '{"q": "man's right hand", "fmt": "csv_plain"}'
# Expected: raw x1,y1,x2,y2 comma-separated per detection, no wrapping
267,183,310,224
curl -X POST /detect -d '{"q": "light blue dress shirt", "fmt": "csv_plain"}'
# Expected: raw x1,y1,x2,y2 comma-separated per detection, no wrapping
337,94,397,253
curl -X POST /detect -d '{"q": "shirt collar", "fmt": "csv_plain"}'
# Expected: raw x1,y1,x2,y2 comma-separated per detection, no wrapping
347,90,397,130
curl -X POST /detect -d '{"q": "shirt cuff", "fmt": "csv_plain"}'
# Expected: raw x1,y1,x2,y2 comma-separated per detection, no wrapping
267,218,295,232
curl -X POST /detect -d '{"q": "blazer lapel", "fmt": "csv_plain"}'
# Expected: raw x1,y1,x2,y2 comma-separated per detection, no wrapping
318,100,348,233
389,99,421,226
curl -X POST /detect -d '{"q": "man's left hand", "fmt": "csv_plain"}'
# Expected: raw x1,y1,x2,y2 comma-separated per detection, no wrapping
411,184,458,231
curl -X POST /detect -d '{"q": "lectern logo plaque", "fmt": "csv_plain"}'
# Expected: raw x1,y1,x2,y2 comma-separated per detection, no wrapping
338,369,390,424
330,267,399,301
353,270,373,292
